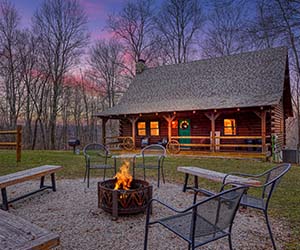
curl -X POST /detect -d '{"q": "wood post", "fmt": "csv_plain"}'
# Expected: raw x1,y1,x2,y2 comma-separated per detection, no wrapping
101,118,108,145
0,126,22,162
261,110,267,153
128,117,139,149
16,125,22,162
163,115,176,142
254,110,267,154
205,113,220,153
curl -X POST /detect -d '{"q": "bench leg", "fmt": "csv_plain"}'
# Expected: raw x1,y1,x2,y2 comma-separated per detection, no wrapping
193,176,199,204
1,188,8,211
51,173,56,192
183,174,189,192
40,176,45,188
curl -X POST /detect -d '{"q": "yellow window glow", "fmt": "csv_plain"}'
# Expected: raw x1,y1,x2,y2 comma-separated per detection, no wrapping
224,119,236,135
138,122,146,136
150,121,159,136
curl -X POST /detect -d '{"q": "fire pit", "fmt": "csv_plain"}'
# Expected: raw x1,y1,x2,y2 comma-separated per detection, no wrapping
98,161,153,219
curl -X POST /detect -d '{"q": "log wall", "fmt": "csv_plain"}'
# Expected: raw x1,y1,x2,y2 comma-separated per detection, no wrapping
271,101,285,150
119,109,272,149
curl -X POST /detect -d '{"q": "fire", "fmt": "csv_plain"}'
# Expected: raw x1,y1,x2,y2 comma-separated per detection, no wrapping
114,161,133,190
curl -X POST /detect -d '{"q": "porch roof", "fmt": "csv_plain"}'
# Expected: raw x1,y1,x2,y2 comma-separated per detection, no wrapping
97,47,291,117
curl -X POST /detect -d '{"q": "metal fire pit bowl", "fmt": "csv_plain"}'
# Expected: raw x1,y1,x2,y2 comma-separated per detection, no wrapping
98,179,153,219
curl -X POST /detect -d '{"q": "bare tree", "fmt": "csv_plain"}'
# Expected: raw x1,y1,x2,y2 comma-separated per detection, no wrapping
107,0,155,76
89,39,125,109
18,30,40,148
246,0,282,49
249,0,299,150
201,0,248,58
0,1,24,128
274,0,300,150
32,0,89,149
154,0,204,64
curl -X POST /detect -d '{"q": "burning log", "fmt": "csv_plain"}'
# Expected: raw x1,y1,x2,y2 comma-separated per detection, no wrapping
98,161,153,220
114,161,132,190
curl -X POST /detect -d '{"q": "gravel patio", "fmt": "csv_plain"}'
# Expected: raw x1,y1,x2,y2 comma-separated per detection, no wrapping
3,178,290,250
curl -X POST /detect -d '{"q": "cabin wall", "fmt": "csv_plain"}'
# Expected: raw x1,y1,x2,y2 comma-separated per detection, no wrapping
271,101,285,150
119,109,271,149
120,117,168,147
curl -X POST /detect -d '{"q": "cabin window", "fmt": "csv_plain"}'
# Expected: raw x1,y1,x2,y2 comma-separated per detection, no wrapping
171,120,178,129
137,122,146,136
224,119,236,135
150,121,159,136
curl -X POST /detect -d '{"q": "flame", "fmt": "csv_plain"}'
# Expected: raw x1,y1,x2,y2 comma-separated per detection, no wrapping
114,161,133,190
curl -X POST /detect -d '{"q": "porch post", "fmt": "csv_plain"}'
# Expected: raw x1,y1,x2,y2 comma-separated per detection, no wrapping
101,118,108,145
129,117,139,149
261,110,267,154
205,113,220,153
163,115,176,142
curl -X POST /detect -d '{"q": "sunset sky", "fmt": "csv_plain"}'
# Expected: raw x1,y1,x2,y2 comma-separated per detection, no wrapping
10,0,124,42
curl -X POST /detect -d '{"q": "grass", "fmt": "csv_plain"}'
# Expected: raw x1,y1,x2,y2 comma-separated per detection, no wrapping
0,149,299,249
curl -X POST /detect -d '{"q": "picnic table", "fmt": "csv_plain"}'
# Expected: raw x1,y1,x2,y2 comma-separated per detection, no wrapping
0,209,59,250
0,165,62,210
177,166,261,195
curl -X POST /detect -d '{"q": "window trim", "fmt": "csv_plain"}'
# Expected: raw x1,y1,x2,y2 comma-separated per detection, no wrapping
137,121,146,136
223,119,236,135
150,121,159,136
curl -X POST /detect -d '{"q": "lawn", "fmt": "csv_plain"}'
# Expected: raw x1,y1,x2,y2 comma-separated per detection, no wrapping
0,149,299,249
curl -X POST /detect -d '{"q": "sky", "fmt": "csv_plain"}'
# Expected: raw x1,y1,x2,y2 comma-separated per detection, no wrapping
10,0,124,42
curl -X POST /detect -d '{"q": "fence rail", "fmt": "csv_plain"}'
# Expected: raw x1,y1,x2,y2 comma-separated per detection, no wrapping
170,135,270,153
0,126,22,162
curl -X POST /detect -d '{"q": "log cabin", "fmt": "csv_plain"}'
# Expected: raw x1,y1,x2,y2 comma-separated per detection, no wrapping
96,47,293,160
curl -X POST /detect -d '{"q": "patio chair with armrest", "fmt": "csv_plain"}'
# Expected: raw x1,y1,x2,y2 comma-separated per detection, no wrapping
133,144,166,187
144,183,248,250
83,143,116,188
221,163,291,250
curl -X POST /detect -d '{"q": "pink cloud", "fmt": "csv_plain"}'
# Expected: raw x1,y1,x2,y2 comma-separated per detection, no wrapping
78,0,105,21
90,30,115,42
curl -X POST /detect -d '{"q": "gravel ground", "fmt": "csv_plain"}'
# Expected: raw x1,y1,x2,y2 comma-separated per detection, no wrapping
2,178,290,250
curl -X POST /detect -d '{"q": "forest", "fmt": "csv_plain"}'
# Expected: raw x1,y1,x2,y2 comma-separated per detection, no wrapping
0,0,299,149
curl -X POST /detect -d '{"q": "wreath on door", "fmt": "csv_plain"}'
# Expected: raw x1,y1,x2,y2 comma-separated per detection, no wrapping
180,120,189,130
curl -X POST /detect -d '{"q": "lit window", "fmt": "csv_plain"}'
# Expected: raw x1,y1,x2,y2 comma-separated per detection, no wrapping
224,119,236,135
150,121,159,136
138,122,146,136
171,120,178,129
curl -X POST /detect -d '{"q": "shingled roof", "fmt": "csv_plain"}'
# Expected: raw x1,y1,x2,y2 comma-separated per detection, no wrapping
98,47,291,117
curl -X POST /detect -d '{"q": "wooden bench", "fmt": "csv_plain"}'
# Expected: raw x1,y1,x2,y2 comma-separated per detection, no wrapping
0,209,59,250
177,166,261,195
0,165,62,211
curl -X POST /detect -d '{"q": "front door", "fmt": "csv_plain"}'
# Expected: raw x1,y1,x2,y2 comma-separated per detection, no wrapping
178,119,191,147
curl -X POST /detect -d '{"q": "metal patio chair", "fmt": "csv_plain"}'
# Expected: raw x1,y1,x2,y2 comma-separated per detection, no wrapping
144,184,248,250
83,143,115,188
133,144,166,187
222,163,291,250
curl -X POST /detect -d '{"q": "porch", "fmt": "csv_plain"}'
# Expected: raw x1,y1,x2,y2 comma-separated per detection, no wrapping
99,107,273,161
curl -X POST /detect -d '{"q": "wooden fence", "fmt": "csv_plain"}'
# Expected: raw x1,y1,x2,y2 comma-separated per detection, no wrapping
0,126,22,162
